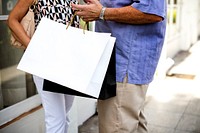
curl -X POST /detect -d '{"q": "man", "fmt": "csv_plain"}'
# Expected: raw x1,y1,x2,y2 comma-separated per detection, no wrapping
72,0,167,132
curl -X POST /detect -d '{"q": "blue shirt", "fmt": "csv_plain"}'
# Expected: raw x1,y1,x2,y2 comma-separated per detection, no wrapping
95,0,167,84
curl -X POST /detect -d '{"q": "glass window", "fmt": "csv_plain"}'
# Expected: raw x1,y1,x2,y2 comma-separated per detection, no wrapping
167,0,181,37
0,0,37,111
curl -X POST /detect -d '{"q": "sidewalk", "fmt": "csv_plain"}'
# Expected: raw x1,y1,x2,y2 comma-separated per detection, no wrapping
78,41,200,133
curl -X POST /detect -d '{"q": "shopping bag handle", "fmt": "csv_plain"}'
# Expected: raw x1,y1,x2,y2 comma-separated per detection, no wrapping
66,11,88,34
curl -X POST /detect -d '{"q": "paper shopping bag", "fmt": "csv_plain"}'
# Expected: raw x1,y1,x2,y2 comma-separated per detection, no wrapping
17,17,116,99
43,42,116,100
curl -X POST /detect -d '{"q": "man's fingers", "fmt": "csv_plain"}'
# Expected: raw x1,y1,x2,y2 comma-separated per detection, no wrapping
71,3,83,11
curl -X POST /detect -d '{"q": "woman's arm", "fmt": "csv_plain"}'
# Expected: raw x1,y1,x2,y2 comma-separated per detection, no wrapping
71,0,163,24
7,0,34,48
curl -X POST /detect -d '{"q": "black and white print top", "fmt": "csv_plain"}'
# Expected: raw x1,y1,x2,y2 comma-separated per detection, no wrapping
34,0,80,29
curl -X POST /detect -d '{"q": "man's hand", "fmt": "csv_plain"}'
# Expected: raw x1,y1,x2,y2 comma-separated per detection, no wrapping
71,0,102,22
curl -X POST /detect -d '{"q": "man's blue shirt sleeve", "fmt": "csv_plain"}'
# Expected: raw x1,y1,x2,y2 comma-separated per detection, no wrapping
132,0,166,19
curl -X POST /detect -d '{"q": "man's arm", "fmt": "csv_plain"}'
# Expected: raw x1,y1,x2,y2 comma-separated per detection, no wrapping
104,6,162,24
71,0,163,24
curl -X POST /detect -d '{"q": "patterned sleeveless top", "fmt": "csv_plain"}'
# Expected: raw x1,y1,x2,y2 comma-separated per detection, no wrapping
33,0,80,29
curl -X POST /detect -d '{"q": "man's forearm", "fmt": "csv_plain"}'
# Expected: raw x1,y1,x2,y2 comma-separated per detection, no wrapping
104,6,163,24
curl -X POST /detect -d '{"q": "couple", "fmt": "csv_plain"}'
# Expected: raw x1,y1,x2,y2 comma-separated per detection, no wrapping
7,0,167,133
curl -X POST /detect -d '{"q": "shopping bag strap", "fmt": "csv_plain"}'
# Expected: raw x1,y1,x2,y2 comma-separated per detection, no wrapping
66,11,89,34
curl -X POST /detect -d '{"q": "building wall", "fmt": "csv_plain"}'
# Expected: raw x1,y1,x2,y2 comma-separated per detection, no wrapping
180,0,199,50
167,0,200,58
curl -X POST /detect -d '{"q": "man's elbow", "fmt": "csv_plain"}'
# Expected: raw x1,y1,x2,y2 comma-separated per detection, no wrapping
149,14,164,23
155,16,163,22
145,13,164,23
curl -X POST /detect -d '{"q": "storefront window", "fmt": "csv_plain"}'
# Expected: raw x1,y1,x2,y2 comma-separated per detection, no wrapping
0,0,37,110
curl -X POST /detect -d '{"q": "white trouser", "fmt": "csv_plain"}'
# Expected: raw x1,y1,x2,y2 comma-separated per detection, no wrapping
33,75,74,133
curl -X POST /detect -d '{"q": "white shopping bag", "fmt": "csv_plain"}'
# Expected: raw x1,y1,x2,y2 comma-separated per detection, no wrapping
17,17,116,98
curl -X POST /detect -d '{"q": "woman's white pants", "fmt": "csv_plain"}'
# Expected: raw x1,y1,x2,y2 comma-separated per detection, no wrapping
33,75,74,133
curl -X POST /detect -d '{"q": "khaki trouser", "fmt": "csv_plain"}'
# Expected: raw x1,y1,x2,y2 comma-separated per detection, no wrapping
98,77,148,133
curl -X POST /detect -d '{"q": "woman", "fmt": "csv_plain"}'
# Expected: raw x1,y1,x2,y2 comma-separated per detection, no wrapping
7,0,80,132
